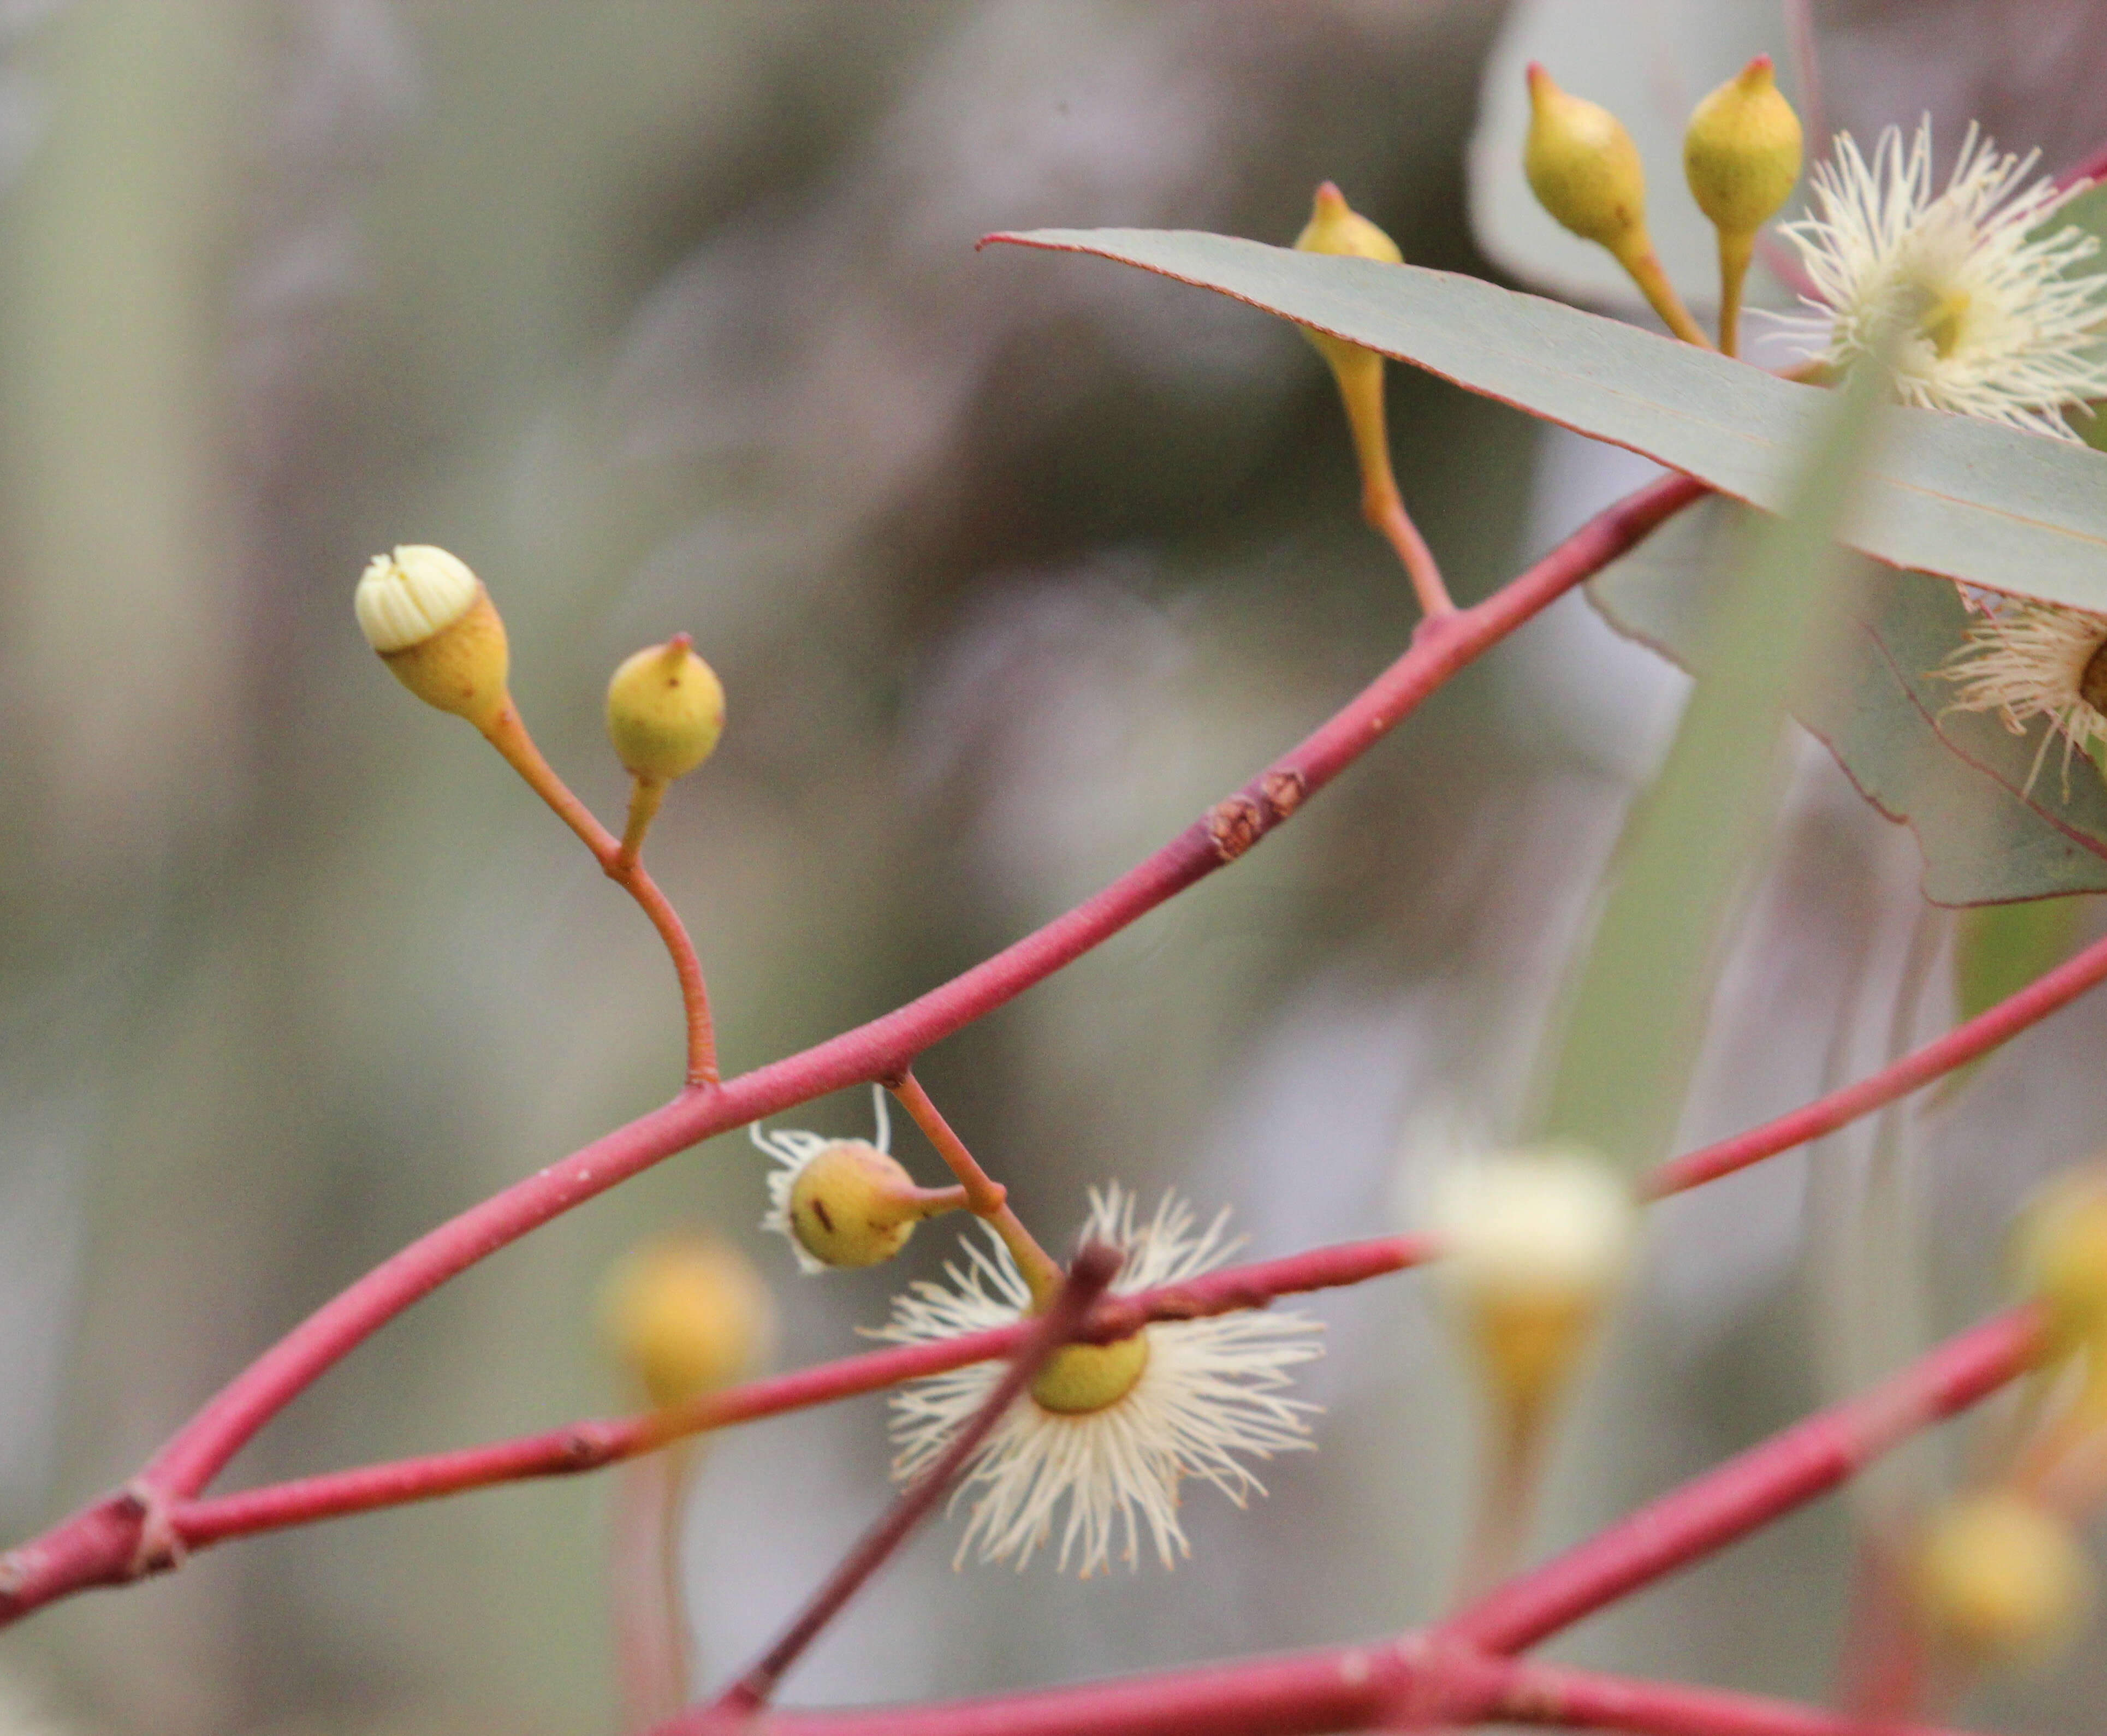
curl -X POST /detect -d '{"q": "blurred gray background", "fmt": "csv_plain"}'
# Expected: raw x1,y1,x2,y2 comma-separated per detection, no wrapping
4,3,2107,1733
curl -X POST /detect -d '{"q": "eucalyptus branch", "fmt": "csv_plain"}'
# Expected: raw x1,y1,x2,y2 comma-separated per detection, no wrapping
643,1309,2034,1736
1646,928,2107,1198
0,471,1700,1632
153,1235,1440,1558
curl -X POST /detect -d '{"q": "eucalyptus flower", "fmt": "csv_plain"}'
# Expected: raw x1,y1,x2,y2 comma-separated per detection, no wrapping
1778,120,2107,439
875,1187,1322,1575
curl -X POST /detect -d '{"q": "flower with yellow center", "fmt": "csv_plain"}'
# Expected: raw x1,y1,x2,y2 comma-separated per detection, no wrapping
1940,598,2107,795
875,1186,1322,1574
1777,120,2107,439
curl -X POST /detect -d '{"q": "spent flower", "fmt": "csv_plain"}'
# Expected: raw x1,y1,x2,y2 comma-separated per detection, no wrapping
754,1088,947,1272
1778,120,2107,439
875,1186,1322,1574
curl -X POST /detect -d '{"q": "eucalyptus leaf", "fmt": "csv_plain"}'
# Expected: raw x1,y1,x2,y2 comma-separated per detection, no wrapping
1534,347,1888,1173
993,230,2107,611
1590,498,2107,906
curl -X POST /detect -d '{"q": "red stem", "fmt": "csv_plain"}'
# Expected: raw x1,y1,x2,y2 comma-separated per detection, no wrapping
1440,1308,2041,1655
657,1641,1979,1736
0,473,1701,1630
712,1245,1122,1719
1646,926,2107,1197
168,1234,1436,1553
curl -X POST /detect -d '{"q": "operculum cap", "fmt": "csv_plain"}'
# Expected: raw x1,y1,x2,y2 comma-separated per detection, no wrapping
355,545,509,727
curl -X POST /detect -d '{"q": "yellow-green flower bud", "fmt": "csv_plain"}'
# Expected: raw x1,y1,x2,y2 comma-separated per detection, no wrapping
1295,180,1403,266
599,1235,774,1408
1432,1146,1634,1425
1683,56,1802,237
2015,1167,2107,1353
606,634,725,783
1293,181,1403,378
1523,63,1648,253
787,1139,925,1269
355,545,509,727
1914,1493,2092,1666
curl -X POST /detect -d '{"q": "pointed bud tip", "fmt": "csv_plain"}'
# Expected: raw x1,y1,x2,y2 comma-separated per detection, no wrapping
607,636,725,781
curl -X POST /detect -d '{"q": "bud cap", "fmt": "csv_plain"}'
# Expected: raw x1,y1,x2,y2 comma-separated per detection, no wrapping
1683,55,1803,235
1295,182,1404,265
606,634,726,782
355,545,481,653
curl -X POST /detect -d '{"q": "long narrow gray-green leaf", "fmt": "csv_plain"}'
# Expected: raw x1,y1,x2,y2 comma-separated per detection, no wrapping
1532,348,1890,1174
993,230,2107,612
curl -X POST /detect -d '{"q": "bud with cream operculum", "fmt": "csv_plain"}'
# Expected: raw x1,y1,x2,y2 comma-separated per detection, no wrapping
354,545,509,728
599,1234,774,1409
1914,1492,2093,1667
1431,1145,1634,1430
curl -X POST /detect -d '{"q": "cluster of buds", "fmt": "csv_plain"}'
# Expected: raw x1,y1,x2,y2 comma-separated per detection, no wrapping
354,544,725,867
1523,56,1802,354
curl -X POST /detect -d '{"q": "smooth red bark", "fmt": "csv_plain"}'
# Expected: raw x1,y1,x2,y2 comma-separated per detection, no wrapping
172,1234,1434,1552
0,473,1700,1631
1646,929,2107,1197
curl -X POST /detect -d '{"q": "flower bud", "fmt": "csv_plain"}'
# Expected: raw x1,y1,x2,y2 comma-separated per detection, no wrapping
355,545,509,726
599,1235,774,1408
2015,1167,2107,1353
1914,1493,2092,1666
606,634,725,783
1293,182,1403,378
1682,56,1803,236
1295,180,1403,267
1432,1146,1634,1422
1523,64,1648,253
787,1139,925,1269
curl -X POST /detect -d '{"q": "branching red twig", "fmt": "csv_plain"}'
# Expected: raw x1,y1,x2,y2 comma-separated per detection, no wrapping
660,1628,1983,1736
1645,926,2107,1197
0,472,1701,1631
647,1310,2034,1736
1441,1308,2041,1654
167,1234,1435,1554
710,1245,1123,1720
